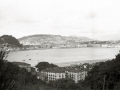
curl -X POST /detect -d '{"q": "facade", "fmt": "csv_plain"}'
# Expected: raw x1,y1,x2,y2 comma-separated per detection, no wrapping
38,67,87,83
66,70,87,83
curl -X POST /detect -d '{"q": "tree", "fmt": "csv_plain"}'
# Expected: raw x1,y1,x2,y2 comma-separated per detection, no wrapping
47,78,78,90
84,51,120,90
35,62,58,71
0,49,43,90
0,35,22,47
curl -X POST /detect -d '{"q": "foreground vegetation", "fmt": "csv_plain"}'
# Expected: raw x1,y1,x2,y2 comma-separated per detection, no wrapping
0,58,42,90
84,51,120,90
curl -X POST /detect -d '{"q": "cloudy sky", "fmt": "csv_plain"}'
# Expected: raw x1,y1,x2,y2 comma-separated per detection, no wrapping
0,0,120,40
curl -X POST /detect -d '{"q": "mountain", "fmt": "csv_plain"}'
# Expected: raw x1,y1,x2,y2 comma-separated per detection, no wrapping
0,35,22,47
18,34,93,45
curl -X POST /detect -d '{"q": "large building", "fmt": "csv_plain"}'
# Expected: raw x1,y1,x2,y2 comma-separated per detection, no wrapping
37,67,87,83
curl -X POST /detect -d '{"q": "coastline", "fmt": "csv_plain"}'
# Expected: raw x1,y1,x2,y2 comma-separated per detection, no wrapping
11,46,120,52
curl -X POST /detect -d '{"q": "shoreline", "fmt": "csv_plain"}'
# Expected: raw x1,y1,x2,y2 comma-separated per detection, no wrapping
11,46,120,52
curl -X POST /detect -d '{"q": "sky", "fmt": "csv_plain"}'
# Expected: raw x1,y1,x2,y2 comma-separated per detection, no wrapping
0,0,120,40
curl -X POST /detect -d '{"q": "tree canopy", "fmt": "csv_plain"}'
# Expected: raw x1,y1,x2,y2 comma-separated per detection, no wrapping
84,51,120,90
0,35,22,47
35,62,58,71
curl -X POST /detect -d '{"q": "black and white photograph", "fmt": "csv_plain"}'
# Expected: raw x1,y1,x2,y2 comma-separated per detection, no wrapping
0,0,120,90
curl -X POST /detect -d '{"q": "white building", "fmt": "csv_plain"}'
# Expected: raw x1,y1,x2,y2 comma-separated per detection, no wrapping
38,67,87,83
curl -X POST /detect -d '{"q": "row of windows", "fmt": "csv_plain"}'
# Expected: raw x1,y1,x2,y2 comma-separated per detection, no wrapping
43,72,87,76
42,72,87,80
48,76,65,79
43,74,86,78
46,73,65,77
44,76,85,82
48,75,65,78
49,78,56,81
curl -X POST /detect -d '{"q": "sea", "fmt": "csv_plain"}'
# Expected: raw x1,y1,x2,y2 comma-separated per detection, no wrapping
7,48,120,66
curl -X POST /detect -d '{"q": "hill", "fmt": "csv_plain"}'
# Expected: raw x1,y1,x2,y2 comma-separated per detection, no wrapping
0,35,22,47
18,34,93,45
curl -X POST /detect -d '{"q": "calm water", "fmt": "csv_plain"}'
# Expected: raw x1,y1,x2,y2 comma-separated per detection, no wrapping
7,48,120,66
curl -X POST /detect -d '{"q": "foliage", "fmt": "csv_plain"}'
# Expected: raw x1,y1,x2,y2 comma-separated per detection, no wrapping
0,49,44,90
0,35,22,47
46,78,85,90
0,59,42,90
84,51,120,90
36,62,58,71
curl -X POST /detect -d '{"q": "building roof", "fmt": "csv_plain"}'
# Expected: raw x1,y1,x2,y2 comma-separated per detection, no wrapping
42,67,87,73
42,67,65,73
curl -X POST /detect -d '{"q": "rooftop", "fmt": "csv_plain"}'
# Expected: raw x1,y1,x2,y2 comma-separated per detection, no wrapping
42,67,87,73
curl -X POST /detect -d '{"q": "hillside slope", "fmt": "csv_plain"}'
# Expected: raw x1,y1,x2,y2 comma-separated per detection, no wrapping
18,34,93,45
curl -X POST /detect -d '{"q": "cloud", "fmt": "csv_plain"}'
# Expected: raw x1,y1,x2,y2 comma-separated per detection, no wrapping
87,13,96,18
15,19,37,24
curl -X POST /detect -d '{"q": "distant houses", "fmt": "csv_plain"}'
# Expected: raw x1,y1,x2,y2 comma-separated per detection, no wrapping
20,43,120,51
2,42,119,51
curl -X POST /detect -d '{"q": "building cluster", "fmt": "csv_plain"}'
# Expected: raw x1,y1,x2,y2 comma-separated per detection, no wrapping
53,43,120,48
2,42,120,51
22,43,120,50
3,60,87,83
37,67,87,83
10,61,88,83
